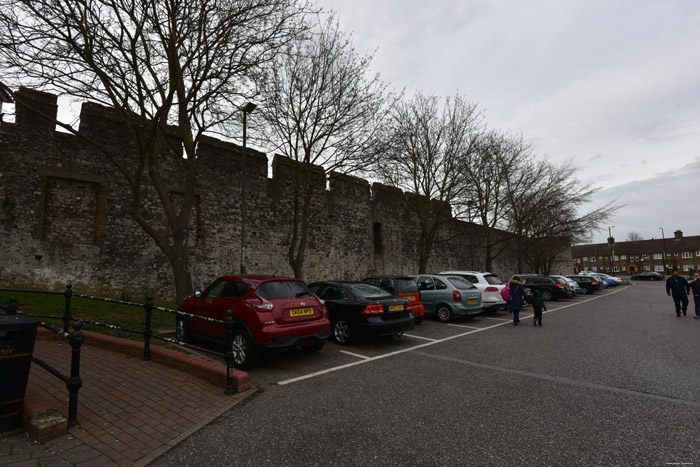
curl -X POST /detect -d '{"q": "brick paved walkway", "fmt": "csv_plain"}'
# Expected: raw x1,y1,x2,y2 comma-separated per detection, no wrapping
1,338,251,466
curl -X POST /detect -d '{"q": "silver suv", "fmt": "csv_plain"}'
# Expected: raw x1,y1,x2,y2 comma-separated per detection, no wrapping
412,274,483,322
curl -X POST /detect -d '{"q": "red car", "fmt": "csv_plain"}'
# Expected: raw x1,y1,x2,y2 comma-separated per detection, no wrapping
176,275,331,369
361,275,426,324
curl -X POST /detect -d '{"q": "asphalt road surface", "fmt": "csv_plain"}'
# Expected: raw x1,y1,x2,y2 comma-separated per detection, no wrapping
152,282,700,466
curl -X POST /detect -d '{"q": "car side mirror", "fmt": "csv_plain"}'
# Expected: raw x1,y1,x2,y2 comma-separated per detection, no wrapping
194,290,202,298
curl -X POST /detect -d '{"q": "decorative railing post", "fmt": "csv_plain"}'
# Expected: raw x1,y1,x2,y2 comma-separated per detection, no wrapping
7,296,18,315
67,320,84,429
63,284,73,334
143,296,153,362
224,310,235,395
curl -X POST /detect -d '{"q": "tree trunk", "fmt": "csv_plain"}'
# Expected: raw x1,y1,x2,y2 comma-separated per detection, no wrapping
171,240,193,303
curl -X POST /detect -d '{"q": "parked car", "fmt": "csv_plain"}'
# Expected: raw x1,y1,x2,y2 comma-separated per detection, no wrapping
176,275,331,369
438,271,506,311
594,273,623,285
307,281,414,345
511,274,572,301
590,274,612,288
548,275,579,296
630,271,665,281
412,274,483,322
362,275,426,324
567,275,602,294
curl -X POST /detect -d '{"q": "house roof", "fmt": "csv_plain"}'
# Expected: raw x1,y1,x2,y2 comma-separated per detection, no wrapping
572,234,700,257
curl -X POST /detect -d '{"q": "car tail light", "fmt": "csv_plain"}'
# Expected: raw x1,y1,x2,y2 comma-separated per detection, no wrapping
362,304,384,315
555,284,565,288
453,290,462,302
252,296,274,311
591,281,598,285
484,286,498,293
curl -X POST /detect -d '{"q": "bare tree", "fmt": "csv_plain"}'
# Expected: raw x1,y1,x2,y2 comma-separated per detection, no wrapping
626,231,644,242
454,130,529,272
257,14,393,278
503,157,619,273
377,92,484,272
0,0,309,301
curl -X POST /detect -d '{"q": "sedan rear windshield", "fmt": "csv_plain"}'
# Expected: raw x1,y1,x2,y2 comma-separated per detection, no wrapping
395,279,419,293
348,283,394,300
484,274,503,285
447,277,476,290
256,280,312,300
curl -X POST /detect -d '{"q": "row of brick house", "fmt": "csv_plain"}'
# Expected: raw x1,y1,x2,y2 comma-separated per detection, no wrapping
572,230,700,276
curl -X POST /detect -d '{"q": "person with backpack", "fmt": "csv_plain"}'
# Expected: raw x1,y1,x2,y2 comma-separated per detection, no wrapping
501,281,511,312
508,276,528,325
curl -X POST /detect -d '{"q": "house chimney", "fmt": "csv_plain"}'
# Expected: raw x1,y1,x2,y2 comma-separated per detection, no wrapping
674,230,683,240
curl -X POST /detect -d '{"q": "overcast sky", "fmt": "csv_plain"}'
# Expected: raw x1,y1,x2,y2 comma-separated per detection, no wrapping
316,0,700,244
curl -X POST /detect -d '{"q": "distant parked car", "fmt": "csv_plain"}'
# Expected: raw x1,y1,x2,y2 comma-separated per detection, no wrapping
177,275,331,370
512,274,572,301
307,281,414,345
594,272,623,285
362,275,426,324
630,271,665,281
567,275,601,294
412,274,483,322
548,275,579,296
438,271,506,311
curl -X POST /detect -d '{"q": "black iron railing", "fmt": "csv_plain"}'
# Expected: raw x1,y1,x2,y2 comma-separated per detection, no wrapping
2,296,84,429
1,285,238,396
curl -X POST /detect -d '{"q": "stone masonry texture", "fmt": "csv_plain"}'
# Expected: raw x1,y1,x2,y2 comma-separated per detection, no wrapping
0,89,570,301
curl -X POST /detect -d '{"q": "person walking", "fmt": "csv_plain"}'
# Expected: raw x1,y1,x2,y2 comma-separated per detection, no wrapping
665,270,690,317
691,272,700,319
508,276,528,325
530,289,546,326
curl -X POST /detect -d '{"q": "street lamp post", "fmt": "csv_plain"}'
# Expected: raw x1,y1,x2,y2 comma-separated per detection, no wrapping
608,226,615,273
240,102,256,274
659,227,668,274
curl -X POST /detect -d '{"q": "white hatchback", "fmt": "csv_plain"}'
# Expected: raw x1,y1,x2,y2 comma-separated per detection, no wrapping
438,271,506,311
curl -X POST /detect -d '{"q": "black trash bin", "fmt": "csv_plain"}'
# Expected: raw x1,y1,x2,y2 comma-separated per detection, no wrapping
0,314,39,432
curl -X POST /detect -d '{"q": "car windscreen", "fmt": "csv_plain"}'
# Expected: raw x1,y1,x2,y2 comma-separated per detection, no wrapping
256,280,312,300
484,274,503,285
394,278,419,293
447,277,476,290
347,283,394,300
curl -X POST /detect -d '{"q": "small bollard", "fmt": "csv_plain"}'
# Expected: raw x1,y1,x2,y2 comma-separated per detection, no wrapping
63,284,73,334
143,296,153,362
67,320,84,429
224,310,236,395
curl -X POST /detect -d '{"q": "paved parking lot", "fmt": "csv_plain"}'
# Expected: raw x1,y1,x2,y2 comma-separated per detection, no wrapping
153,282,700,466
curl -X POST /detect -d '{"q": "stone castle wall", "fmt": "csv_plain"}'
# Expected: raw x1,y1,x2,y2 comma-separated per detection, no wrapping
0,89,565,302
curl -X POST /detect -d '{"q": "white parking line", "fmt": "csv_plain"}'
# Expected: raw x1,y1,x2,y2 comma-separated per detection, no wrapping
339,350,370,360
484,317,510,321
402,334,437,341
447,324,480,330
277,286,631,386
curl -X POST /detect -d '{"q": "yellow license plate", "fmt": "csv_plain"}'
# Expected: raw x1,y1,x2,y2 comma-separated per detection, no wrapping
290,307,314,317
389,304,404,312
468,299,478,304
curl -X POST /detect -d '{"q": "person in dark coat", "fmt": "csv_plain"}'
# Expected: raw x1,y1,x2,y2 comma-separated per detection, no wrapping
508,276,528,325
665,270,690,317
530,289,546,326
691,272,700,319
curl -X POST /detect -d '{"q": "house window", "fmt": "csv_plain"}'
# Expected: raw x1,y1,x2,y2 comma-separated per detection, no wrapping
673,252,679,257
683,264,692,272
682,251,692,258
591,266,598,272
621,255,627,260
653,253,662,260
654,265,664,272
599,256,604,260
644,266,651,271
582,256,588,262
613,266,620,272
642,253,649,259
590,257,596,262
696,251,700,257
